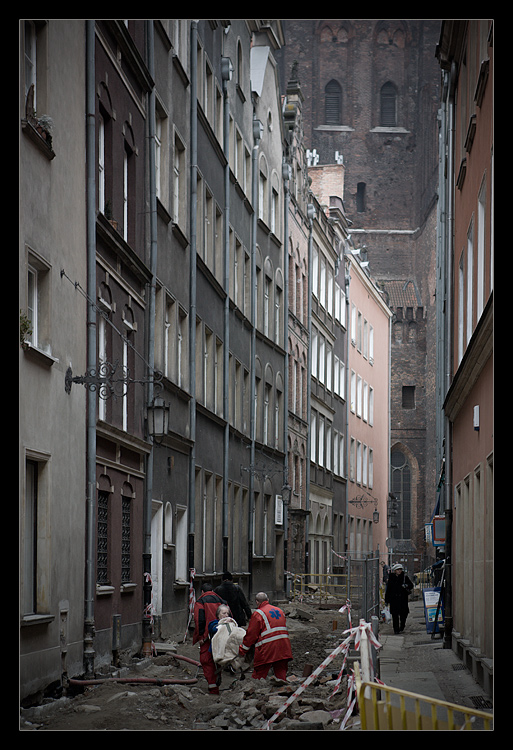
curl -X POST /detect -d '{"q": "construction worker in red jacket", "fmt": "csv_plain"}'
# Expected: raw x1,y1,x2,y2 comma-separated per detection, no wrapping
193,582,226,694
239,592,293,680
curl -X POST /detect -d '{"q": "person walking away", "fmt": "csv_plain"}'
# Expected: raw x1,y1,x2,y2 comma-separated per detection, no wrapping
193,582,226,694
215,572,252,626
385,563,414,634
239,592,293,680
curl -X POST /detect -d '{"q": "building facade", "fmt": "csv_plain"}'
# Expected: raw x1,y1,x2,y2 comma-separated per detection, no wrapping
20,19,88,701
20,18,401,701
345,251,392,562
435,20,493,695
282,67,312,578
276,20,441,573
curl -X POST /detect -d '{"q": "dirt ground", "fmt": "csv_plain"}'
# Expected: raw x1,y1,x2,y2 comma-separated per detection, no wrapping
20,601,361,732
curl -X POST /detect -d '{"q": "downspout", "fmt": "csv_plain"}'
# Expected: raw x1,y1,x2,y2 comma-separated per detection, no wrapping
282,161,291,585
222,53,231,572
443,60,457,649
344,257,351,558
84,19,97,679
249,116,262,591
188,21,198,571
142,19,157,658
304,201,315,574
387,304,392,566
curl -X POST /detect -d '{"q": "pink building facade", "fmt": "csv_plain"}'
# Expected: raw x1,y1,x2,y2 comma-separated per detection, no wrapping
346,255,391,561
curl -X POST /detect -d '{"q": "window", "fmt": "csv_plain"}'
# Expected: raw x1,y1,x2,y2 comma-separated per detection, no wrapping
477,179,486,318
121,491,132,583
380,82,397,127
98,114,105,212
123,140,135,244
97,490,110,584
325,80,342,125
122,306,136,431
26,250,51,353
98,282,113,420
23,460,38,614
391,450,411,539
27,265,38,347
356,182,366,212
458,251,464,363
24,22,37,103
467,221,474,344
173,132,186,226
402,385,415,409
357,375,362,417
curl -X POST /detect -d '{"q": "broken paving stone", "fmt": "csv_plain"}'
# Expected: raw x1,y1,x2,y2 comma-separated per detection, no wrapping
299,709,333,725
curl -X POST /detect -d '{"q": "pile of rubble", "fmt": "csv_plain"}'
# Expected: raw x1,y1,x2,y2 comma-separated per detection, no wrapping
192,670,354,731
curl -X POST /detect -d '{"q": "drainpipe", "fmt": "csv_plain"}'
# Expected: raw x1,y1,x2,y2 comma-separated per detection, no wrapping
282,160,291,585
142,19,157,658
344,257,351,558
188,21,198,571
84,19,97,679
442,61,457,649
221,52,231,572
249,116,262,592
305,201,315,574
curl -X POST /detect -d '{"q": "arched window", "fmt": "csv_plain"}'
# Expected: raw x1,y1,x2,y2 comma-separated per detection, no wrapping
380,82,397,127
391,450,411,539
325,80,342,125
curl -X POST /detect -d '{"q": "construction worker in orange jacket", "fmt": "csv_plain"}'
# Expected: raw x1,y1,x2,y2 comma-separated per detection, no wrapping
239,592,293,680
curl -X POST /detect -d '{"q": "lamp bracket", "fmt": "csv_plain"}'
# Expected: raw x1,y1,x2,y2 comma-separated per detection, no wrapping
349,494,379,510
65,361,163,400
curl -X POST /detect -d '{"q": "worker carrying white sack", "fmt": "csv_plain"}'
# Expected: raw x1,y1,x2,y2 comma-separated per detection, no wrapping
208,604,252,673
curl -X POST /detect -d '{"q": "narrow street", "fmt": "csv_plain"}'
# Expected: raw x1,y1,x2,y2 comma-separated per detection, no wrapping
21,593,492,731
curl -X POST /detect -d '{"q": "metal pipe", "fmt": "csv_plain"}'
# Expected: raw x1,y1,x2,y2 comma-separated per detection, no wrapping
222,51,231,572
84,19,97,680
442,61,457,649
188,21,199,562
249,117,261,591
142,18,157,658
344,258,351,555
304,202,315,573
69,677,198,686
282,161,290,581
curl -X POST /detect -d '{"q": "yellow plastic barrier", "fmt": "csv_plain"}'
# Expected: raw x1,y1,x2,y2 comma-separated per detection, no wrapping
354,663,493,730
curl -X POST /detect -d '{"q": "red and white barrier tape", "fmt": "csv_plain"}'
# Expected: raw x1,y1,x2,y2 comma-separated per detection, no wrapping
263,617,382,730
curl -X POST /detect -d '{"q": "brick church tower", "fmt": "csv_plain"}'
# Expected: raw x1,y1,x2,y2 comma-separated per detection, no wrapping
277,20,442,570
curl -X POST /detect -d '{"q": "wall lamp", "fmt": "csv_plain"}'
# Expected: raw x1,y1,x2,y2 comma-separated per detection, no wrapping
221,56,233,82
147,397,169,441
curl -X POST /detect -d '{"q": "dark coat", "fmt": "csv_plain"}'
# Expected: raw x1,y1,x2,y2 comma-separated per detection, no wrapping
385,571,413,616
214,580,252,626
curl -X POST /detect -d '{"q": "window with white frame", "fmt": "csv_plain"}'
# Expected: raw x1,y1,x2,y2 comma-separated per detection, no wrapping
466,220,474,345
173,132,186,227
26,250,51,353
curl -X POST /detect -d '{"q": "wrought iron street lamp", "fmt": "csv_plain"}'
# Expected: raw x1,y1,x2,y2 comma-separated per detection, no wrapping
147,396,169,440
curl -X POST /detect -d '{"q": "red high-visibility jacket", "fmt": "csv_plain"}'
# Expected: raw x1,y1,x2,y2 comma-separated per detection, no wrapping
193,591,226,644
240,601,293,667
